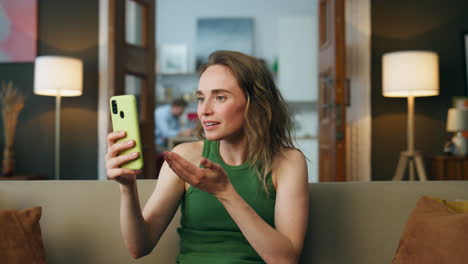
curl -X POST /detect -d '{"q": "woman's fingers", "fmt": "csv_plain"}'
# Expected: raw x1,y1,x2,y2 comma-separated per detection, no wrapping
164,151,201,183
107,167,142,179
107,130,126,147
166,159,190,182
106,131,135,160
106,140,135,162
106,151,140,170
164,152,230,195
164,152,192,178
200,158,222,171
105,131,141,185
107,169,140,185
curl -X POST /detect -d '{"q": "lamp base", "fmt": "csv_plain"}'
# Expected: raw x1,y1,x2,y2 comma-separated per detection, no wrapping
393,151,427,181
452,132,468,156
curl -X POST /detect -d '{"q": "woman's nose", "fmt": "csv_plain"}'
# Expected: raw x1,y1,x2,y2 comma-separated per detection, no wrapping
199,100,214,116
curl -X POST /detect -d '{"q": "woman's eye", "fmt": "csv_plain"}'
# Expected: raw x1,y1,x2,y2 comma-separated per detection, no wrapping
197,97,204,102
216,96,226,101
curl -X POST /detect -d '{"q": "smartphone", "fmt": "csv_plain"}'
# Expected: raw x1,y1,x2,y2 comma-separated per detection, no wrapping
109,95,144,170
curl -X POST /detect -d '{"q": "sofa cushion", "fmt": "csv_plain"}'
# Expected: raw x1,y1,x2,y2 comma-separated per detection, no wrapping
0,206,46,264
392,196,468,264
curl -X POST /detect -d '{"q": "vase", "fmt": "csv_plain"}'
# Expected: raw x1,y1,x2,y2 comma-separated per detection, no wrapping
2,146,14,176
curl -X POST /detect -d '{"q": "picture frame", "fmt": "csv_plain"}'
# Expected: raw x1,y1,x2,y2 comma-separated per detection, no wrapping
195,18,254,70
0,0,38,63
158,44,188,74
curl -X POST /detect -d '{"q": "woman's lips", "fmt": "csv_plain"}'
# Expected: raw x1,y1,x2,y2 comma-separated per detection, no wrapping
203,121,221,131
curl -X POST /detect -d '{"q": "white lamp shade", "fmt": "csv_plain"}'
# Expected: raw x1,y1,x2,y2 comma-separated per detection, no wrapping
447,108,468,132
34,56,83,97
382,51,439,97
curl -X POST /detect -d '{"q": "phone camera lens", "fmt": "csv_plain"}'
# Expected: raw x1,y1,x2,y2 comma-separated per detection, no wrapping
120,111,125,119
112,100,118,114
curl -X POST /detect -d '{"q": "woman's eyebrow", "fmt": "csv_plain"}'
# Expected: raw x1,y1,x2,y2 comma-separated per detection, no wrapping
196,89,232,96
211,89,231,94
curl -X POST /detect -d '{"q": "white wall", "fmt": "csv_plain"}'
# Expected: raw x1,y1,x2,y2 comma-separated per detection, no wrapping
157,0,316,72
156,0,319,182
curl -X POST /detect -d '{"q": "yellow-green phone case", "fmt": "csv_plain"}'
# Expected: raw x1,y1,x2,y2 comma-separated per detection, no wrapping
110,95,144,170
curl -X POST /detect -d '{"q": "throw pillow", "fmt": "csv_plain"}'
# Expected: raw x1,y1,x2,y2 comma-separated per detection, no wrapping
392,196,468,264
0,206,47,264
428,196,468,212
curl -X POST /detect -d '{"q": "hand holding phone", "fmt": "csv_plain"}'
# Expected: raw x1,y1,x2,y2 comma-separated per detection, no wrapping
109,95,144,170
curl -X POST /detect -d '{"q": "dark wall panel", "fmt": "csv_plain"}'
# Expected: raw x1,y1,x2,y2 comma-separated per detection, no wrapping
372,0,468,180
0,0,98,180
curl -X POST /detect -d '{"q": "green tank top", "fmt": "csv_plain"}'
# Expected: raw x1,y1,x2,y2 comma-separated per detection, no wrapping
176,140,276,264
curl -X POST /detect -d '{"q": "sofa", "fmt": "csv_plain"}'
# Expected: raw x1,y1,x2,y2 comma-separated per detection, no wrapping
0,180,467,263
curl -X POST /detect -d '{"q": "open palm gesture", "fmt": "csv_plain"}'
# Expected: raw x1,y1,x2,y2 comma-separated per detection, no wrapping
164,151,232,198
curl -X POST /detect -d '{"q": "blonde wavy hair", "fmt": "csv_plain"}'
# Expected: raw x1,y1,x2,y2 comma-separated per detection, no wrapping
195,50,295,195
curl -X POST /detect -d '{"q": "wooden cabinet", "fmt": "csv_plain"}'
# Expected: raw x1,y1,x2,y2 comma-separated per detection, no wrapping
429,156,468,180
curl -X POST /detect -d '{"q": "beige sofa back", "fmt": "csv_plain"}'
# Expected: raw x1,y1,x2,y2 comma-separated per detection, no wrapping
1,180,467,264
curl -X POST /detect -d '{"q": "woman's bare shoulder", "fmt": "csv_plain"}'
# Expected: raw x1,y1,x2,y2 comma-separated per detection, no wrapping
269,148,307,188
273,148,306,166
170,140,204,163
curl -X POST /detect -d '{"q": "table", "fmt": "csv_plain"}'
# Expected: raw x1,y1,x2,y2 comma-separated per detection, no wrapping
429,155,468,180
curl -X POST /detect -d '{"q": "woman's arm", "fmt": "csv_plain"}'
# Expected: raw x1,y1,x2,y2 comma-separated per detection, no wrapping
118,160,185,259
134,141,203,258
107,132,200,259
164,148,309,264
216,149,309,264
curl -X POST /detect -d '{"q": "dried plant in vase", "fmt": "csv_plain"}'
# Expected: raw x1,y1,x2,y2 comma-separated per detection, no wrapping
0,81,25,176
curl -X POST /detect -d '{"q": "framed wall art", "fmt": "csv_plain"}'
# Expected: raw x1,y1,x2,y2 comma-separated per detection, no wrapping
195,18,253,70
0,0,37,63
158,44,188,74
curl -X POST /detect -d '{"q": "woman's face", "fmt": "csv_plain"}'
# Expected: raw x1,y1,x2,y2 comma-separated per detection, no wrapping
197,65,247,142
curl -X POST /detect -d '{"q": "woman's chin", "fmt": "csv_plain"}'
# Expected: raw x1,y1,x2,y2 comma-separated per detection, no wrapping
204,133,222,141
204,129,245,142
204,129,228,141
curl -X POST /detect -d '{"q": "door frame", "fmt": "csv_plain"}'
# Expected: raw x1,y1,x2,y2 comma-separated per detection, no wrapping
345,0,371,181
97,0,156,180
98,0,112,180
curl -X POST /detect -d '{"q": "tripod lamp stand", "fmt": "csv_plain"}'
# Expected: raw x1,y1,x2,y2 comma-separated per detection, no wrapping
34,56,83,180
382,51,439,181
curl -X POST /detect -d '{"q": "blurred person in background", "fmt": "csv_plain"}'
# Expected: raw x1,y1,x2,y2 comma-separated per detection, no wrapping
154,98,193,149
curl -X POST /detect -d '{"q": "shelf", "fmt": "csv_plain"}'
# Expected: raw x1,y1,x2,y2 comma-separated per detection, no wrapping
296,135,317,140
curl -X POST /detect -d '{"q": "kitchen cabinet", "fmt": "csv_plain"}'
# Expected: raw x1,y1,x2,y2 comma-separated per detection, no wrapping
278,15,317,102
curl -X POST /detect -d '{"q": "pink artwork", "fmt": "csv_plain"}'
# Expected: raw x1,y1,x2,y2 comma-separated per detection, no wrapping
0,0,37,63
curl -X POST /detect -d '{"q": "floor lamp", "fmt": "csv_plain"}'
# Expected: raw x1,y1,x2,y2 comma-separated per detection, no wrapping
382,51,439,181
34,56,83,180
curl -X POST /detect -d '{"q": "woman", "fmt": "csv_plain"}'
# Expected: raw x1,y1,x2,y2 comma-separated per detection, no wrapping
106,50,309,263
